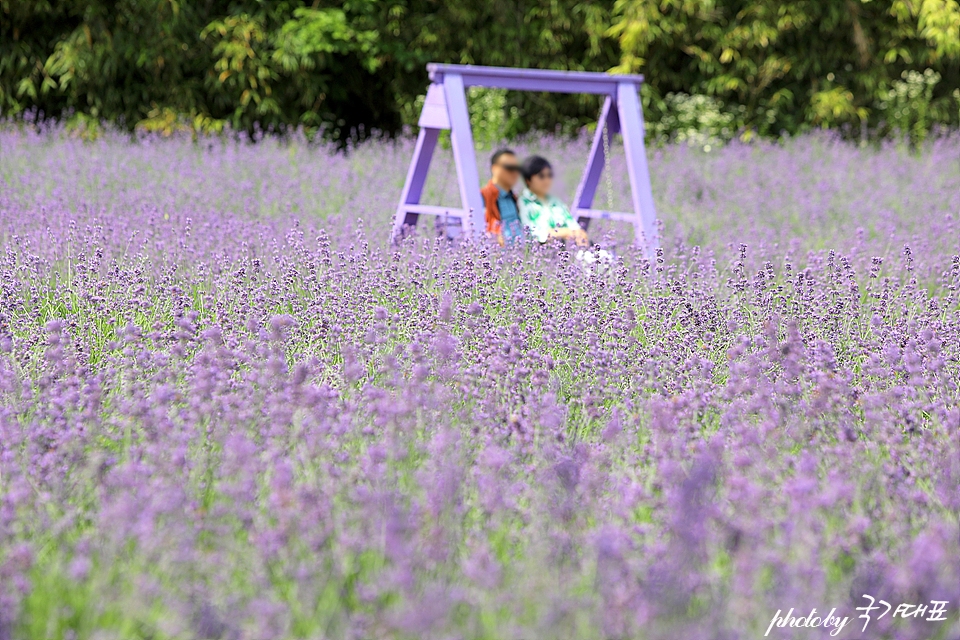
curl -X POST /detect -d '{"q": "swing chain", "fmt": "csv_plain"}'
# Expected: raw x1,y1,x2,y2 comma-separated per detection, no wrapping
602,116,615,213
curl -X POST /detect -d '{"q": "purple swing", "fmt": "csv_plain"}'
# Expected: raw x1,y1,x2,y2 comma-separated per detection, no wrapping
392,64,659,254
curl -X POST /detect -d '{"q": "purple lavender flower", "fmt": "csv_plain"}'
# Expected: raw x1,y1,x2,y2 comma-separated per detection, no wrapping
0,126,957,639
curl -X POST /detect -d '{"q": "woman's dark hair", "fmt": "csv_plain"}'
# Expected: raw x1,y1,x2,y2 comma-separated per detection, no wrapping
521,155,552,181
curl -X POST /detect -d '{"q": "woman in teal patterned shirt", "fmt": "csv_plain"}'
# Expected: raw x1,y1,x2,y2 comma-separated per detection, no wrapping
518,156,589,246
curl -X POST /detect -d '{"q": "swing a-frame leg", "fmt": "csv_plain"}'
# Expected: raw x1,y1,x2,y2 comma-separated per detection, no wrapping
572,96,620,228
394,64,659,252
392,76,485,241
572,91,658,248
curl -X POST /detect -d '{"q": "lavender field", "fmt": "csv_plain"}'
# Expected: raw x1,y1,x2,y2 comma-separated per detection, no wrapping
0,127,958,640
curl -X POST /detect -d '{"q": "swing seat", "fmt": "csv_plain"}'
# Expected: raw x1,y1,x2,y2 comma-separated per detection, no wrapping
393,64,659,253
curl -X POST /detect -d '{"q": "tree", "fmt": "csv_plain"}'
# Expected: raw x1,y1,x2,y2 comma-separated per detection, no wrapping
608,0,960,139
1,0,957,142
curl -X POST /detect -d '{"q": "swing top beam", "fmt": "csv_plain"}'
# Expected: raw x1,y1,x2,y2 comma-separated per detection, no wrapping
427,64,645,96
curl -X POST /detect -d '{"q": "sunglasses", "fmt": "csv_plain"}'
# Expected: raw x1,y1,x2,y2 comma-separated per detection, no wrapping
497,163,521,173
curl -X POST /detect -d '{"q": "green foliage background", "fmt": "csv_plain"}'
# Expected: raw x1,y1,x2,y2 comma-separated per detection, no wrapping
1,0,958,143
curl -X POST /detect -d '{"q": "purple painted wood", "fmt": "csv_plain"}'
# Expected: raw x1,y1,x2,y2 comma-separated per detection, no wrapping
403,204,465,217
392,127,443,238
616,82,658,249
428,64,644,95
443,73,486,236
419,83,451,129
572,95,619,230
